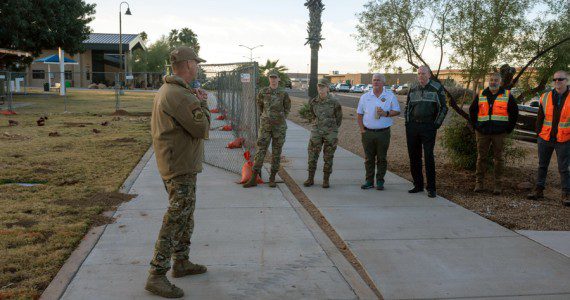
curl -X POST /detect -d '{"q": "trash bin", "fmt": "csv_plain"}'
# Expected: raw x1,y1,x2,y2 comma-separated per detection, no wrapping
44,82,50,92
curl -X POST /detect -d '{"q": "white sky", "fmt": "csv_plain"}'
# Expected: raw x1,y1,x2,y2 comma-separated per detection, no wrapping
89,0,451,74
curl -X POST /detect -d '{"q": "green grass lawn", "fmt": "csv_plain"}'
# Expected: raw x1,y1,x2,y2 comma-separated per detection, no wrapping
0,89,154,298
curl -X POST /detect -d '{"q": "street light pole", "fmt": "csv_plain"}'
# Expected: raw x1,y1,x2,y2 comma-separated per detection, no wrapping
238,44,263,62
119,1,131,92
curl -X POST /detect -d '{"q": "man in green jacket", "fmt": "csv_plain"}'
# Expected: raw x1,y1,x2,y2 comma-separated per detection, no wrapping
146,46,210,298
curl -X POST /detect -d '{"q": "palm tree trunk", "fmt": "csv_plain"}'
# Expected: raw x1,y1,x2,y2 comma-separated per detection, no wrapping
309,46,319,99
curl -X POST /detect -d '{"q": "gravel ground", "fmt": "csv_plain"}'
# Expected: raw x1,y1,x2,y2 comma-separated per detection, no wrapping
288,96,569,231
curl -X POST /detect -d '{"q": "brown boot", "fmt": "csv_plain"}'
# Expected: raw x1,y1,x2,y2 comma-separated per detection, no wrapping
145,274,184,298
172,260,207,278
322,173,330,188
268,171,277,188
563,193,570,207
527,186,544,200
303,171,315,187
243,171,258,188
473,182,483,193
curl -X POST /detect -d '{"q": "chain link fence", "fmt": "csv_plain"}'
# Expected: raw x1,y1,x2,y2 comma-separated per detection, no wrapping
201,62,259,174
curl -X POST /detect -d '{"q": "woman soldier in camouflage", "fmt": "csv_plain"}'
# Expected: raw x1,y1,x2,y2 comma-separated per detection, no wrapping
304,78,343,188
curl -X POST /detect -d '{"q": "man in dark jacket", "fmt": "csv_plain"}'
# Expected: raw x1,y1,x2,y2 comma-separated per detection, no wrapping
469,73,519,195
405,65,448,198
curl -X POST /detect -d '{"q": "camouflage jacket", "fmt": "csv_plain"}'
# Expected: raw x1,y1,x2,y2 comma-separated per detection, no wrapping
309,94,343,131
257,87,291,126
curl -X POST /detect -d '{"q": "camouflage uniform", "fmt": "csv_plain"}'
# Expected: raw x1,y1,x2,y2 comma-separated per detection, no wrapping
252,86,291,174
307,94,343,174
150,173,197,274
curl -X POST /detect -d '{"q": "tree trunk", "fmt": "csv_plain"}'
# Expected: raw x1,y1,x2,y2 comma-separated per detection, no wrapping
308,46,319,99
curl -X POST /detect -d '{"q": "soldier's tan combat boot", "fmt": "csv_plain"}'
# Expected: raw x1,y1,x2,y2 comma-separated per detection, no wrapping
303,171,315,187
243,171,258,188
268,171,277,188
473,182,483,193
527,186,544,200
172,260,207,278
322,173,330,188
145,274,184,298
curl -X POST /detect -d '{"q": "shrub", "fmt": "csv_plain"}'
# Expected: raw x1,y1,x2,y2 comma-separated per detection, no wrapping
298,103,312,121
441,114,526,170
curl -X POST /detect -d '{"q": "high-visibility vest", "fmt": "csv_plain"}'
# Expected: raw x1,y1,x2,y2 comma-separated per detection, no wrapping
539,90,570,143
477,90,510,122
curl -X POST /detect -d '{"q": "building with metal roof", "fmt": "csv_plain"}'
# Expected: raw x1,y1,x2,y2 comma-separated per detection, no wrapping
26,33,147,88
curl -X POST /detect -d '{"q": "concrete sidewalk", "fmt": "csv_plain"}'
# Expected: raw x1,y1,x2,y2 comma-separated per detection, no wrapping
60,155,370,299
281,121,570,299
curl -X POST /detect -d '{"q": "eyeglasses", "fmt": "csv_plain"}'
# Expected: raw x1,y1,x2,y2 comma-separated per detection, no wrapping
553,78,567,82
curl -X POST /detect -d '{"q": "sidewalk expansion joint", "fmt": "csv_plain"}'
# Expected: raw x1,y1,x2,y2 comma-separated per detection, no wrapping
278,168,383,300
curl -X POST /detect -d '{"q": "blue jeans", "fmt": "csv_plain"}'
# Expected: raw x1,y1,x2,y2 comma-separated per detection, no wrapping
536,137,570,193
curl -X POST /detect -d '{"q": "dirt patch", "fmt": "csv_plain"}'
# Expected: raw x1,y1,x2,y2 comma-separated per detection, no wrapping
90,214,116,227
5,219,38,229
33,168,54,174
113,138,137,143
288,96,570,230
57,179,80,186
63,122,94,127
278,169,383,299
54,191,137,208
1,132,30,141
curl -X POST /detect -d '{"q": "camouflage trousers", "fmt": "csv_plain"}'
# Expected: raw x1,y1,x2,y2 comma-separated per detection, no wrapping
149,173,197,275
307,130,338,174
252,124,287,174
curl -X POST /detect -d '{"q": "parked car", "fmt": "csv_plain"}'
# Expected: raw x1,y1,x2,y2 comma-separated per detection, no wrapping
335,83,351,93
329,84,337,91
363,84,373,93
350,84,366,93
391,84,400,92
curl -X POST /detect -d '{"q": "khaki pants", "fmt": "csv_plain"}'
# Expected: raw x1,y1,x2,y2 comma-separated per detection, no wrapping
475,132,506,184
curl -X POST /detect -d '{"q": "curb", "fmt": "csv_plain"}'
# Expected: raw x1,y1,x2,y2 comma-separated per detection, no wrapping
40,146,154,300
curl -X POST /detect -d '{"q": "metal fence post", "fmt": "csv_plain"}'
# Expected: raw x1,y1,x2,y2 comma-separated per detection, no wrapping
115,72,120,111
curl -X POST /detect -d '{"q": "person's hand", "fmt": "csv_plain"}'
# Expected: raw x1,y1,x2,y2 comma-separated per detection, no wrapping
193,88,208,101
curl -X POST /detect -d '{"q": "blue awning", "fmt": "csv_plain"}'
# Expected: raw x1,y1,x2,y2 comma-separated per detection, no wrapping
34,54,78,64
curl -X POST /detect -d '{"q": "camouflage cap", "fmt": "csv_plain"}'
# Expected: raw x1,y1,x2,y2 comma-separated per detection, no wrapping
267,69,279,77
170,46,206,64
317,78,330,86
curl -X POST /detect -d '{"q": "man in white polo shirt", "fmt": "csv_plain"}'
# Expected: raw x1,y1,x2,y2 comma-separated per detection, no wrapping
357,73,401,190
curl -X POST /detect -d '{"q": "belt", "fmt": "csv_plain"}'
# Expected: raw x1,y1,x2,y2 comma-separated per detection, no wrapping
365,127,390,132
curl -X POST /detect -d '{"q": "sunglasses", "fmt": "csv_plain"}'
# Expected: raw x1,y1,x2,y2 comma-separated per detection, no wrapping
553,78,567,82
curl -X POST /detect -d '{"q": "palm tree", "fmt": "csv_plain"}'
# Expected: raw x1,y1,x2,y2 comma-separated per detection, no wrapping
258,59,290,88
304,0,325,99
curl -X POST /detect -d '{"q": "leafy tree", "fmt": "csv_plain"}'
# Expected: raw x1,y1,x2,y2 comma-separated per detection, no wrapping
305,0,325,99
447,0,531,91
355,0,568,121
0,0,96,68
167,28,200,53
258,59,291,88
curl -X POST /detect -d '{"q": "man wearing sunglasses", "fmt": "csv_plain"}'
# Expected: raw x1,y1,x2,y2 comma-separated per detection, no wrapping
527,70,570,207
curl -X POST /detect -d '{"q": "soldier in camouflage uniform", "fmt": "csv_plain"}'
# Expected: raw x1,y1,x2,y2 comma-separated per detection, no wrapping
243,69,291,188
303,78,342,188
146,46,210,298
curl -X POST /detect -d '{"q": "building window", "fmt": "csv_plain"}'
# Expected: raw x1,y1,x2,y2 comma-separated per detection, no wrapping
32,70,45,79
65,71,72,80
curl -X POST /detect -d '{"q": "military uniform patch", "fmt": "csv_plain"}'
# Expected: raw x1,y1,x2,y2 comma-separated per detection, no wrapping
193,109,204,121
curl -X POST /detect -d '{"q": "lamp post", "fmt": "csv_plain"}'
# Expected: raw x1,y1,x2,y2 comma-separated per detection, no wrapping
119,1,131,93
238,44,263,62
